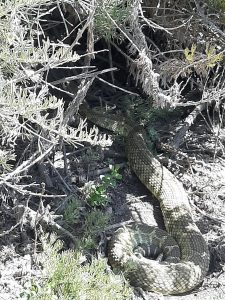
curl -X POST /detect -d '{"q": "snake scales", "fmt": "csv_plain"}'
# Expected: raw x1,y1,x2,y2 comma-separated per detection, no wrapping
79,103,210,295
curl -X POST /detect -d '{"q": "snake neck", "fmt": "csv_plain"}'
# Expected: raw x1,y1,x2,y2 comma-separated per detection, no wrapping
79,103,136,136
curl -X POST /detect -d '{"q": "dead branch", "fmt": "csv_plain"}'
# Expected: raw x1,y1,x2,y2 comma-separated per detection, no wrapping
171,103,206,149
126,0,181,108
15,203,77,243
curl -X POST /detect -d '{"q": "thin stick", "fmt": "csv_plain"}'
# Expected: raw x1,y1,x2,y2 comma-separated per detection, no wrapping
48,158,73,192
97,77,139,96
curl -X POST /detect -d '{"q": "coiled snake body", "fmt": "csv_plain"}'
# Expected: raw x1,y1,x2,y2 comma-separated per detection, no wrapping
80,104,210,295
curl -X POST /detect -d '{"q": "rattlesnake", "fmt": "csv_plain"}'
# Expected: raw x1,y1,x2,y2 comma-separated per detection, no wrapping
79,103,210,295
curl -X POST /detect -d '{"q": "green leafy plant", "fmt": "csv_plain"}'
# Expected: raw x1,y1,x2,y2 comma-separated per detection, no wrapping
184,44,197,64
205,44,223,68
184,43,223,68
87,165,122,206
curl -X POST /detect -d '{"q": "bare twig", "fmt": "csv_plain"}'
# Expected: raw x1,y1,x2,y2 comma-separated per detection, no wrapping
103,220,133,232
16,203,77,243
171,86,225,148
171,103,206,149
63,77,95,126
49,67,117,86
97,77,139,96
47,158,73,193
0,222,21,237
3,181,67,198
1,145,55,183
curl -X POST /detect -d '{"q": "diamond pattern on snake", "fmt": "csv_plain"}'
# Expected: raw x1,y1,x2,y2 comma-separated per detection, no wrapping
79,103,210,295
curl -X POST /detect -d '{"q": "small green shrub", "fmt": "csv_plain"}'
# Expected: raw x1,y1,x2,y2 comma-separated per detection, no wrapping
77,209,110,250
63,196,83,226
87,165,122,206
24,235,132,300
63,197,110,249
85,209,110,234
